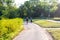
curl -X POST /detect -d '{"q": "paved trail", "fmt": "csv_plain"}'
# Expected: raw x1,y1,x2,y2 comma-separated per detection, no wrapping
13,22,53,40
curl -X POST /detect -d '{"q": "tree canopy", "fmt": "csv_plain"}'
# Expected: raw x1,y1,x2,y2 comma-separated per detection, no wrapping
0,0,58,19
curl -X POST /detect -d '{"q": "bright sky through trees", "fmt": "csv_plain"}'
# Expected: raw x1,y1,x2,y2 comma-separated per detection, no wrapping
14,0,29,7
14,0,60,7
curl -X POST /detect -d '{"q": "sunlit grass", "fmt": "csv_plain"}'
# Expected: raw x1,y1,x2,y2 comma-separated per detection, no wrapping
53,17,60,21
0,18,23,40
34,20,60,28
48,29,60,40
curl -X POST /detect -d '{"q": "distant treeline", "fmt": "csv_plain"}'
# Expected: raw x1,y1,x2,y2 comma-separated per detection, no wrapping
0,0,58,19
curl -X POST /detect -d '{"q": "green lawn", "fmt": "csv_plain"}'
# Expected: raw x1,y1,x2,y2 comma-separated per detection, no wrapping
34,20,60,28
48,29,60,40
53,18,60,21
33,19,60,40
0,18,24,40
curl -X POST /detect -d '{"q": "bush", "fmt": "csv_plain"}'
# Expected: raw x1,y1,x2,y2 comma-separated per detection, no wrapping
0,18,23,40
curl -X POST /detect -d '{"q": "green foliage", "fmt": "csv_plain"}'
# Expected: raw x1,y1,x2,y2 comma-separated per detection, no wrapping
18,0,58,18
0,0,20,19
0,18,23,40
0,0,58,19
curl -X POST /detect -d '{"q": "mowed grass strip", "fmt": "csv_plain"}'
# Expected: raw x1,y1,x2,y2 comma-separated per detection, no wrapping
53,18,60,21
0,18,24,40
34,20,60,28
48,29,60,40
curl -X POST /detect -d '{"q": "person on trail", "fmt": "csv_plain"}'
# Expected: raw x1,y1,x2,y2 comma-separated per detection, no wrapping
30,17,33,23
26,17,29,24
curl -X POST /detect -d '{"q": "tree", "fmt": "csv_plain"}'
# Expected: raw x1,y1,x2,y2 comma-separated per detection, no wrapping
0,0,19,19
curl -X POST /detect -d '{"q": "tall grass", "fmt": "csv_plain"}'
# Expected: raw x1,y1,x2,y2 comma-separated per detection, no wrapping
0,18,23,40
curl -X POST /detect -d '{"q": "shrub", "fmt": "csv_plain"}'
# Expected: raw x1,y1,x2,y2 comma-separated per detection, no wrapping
0,18,23,40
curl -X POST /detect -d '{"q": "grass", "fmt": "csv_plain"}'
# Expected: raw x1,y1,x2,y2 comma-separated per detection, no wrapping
48,29,60,40
34,19,60,28
53,17,60,21
33,18,60,40
0,18,23,40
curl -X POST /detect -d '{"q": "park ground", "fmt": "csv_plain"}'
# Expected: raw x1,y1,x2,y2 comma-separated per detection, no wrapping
33,18,60,40
13,22,53,40
13,18,60,40
0,0,60,40
0,18,60,40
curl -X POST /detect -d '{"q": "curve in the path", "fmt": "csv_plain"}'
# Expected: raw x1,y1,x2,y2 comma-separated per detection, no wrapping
13,22,53,40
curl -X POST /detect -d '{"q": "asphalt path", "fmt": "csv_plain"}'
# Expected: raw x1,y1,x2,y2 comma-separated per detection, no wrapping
13,22,53,40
